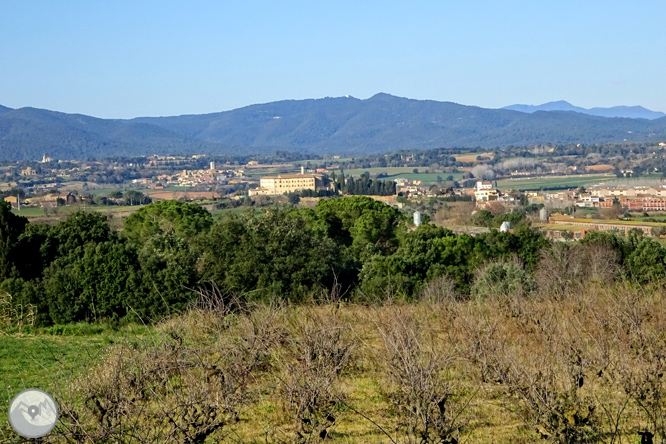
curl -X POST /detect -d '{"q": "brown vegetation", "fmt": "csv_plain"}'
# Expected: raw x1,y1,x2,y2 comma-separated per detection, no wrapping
44,280,666,443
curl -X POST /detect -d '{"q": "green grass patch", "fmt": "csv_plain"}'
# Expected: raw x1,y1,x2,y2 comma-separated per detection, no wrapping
496,174,613,190
382,172,463,184
0,324,147,399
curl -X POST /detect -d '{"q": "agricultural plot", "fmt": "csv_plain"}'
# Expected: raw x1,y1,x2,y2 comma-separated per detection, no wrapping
497,174,612,190
452,152,494,162
342,168,464,184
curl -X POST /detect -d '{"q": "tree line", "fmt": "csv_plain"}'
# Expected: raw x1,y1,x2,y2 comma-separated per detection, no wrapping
1,196,666,326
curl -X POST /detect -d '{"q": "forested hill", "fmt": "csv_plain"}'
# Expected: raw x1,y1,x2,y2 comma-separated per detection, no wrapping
133,94,666,153
0,107,232,160
2,94,666,160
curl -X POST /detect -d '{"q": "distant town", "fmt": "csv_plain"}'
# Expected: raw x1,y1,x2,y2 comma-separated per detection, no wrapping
4,141,666,240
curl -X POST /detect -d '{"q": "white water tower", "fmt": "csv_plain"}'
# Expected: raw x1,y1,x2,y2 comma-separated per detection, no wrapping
414,211,422,227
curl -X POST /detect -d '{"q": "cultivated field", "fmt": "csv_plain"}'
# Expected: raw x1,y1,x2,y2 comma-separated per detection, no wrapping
497,173,613,190
452,152,494,162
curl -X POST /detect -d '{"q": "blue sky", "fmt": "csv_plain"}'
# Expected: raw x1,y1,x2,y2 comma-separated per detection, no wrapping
2,1,665,118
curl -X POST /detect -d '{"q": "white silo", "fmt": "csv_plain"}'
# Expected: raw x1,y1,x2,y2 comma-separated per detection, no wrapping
539,207,548,222
301,165,305,175
210,161,216,170
413,211,422,227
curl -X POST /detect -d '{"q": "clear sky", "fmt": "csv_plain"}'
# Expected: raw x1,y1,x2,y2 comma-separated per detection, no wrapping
2,0,665,118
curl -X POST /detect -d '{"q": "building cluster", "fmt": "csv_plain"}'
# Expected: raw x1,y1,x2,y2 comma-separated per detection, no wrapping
147,155,206,167
541,214,664,240
395,178,429,196
520,185,666,212
168,165,244,187
587,186,666,212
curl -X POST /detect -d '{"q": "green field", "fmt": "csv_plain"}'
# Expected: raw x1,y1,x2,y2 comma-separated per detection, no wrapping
342,167,436,176
497,174,613,190
382,172,463,184
0,324,151,402
295,157,353,166
337,168,464,184
242,167,297,177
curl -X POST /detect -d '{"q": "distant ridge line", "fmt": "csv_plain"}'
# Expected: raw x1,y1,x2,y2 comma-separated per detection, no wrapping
503,100,665,120
1,94,666,160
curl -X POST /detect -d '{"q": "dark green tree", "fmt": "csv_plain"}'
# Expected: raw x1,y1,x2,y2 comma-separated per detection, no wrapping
123,200,213,246
200,209,341,303
0,201,28,281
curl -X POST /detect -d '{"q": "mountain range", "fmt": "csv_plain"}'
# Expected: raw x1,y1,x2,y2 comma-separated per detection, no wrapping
1,94,666,160
503,100,666,120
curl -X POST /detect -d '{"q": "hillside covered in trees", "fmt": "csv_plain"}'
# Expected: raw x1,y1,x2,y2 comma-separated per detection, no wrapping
3,94,666,160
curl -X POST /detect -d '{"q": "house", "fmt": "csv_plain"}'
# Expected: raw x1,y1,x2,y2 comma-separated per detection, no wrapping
474,180,498,202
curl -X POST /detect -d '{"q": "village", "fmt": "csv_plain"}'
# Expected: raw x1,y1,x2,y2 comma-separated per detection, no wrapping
5,145,666,242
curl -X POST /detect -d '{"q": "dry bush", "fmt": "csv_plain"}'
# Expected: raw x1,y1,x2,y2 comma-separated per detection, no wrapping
434,202,475,227
55,303,289,444
417,274,460,303
534,243,619,298
57,334,253,443
190,282,248,317
465,303,604,443
486,201,507,217
375,307,469,443
605,285,666,443
0,291,36,333
581,244,620,284
535,243,588,297
471,258,535,302
456,284,666,443
273,307,356,442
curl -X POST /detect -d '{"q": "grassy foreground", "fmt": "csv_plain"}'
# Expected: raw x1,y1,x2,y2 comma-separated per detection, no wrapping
0,324,152,442
2,283,666,443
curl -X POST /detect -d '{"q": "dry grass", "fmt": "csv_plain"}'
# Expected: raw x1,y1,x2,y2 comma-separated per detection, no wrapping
453,153,495,163
42,282,666,443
